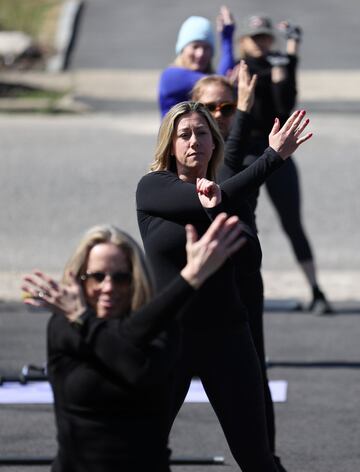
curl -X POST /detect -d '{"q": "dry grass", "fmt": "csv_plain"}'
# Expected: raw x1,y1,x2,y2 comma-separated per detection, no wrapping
0,0,64,50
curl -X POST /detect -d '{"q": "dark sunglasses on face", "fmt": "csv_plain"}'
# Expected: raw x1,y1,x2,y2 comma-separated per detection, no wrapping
204,102,237,117
80,271,132,285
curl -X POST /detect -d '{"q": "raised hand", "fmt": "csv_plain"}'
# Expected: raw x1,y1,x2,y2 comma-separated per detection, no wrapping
216,5,235,33
196,177,222,208
277,20,302,43
268,110,312,159
277,20,302,55
181,213,246,288
237,60,257,112
22,270,86,321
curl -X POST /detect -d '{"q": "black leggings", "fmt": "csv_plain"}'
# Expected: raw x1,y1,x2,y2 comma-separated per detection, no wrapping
246,139,313,263
238,270,277,454
168,323,278,472
265,157,313,262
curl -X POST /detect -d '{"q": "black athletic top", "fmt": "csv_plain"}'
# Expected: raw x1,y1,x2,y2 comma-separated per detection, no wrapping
47,275,194,472
219,109,254,178
136,148,283,331
245,54,297,136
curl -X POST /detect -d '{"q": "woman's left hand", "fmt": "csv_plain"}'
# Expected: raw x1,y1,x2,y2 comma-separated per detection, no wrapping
22,270,86,322
181,212,247,289
269,109,313,159
196,178,222,208
216,5,235,33
237,60,257,112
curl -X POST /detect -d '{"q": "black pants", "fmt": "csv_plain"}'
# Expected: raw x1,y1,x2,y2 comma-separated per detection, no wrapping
238,270,276,452
168,323,278,472
246,139,313,263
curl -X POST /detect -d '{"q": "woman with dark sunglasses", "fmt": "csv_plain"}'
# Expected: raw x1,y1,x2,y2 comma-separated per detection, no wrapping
21,219,245,472
191,62,287,471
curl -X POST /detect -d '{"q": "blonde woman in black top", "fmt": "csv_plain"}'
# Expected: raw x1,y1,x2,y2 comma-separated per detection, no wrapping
22,220,245,472
137,101,311,471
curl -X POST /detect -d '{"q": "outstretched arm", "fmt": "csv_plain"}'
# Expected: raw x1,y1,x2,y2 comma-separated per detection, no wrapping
216,5,235,75
23,214,245,384
221,110,312,206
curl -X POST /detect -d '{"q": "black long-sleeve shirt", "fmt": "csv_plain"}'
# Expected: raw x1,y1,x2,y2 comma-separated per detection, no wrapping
47,275,194,472
136,148,283,331
245,54,297,136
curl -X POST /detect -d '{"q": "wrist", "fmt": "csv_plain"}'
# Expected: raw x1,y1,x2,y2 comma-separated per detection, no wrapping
237,102,251,113
269,146,287,161
69,308,93,332
221,23,235,39
68,306,88,323
180,265,203,290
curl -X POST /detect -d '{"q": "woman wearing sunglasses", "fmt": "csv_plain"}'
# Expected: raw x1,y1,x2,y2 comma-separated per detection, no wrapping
191,62,288,471
158,6,235,117
21,219,245,472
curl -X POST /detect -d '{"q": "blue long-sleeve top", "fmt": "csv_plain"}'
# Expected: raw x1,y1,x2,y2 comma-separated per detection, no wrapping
158,25,235,117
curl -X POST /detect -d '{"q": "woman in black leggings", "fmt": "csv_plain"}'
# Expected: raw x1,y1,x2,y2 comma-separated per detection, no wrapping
136,101,311,471
191,64,282,470
236,14,332,313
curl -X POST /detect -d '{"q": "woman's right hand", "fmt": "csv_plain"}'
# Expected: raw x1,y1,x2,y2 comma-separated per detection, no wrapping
236,60,257,113
196,177,222,208
181,213,246,289
268,110,313,159
22,270,86,322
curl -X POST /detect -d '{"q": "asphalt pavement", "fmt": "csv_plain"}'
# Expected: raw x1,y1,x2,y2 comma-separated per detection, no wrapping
71,0,360,70
1,301,359,472
0,1,359,471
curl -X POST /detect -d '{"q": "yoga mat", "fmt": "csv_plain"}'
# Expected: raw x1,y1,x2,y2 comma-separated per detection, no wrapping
0,379,287,404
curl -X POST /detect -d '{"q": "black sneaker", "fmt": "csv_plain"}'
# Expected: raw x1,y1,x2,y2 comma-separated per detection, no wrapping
309,287,334,315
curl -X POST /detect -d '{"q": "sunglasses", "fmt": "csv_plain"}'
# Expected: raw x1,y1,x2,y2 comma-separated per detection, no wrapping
80,271,132,285
204,102,237,117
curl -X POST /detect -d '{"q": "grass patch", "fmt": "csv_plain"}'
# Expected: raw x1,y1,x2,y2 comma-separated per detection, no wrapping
10,87,64,101
0,81,65,98
0,82,72,114
0,0,64,47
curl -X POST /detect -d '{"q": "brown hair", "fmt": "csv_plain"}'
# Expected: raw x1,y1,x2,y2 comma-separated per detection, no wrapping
191,75,236,102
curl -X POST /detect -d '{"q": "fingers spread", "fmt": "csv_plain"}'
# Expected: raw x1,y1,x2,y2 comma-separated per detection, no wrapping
283,109,301,131
250,73,257,89
269,117,280,136
228,236,247,256
296,132,313,145
294,117,309,137
290,110,306,134
203,213,228,242
185,224,198,245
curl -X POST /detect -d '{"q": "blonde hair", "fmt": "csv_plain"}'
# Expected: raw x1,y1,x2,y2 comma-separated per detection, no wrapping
63,225,154,314
150,101,224,181
191,75,236,102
